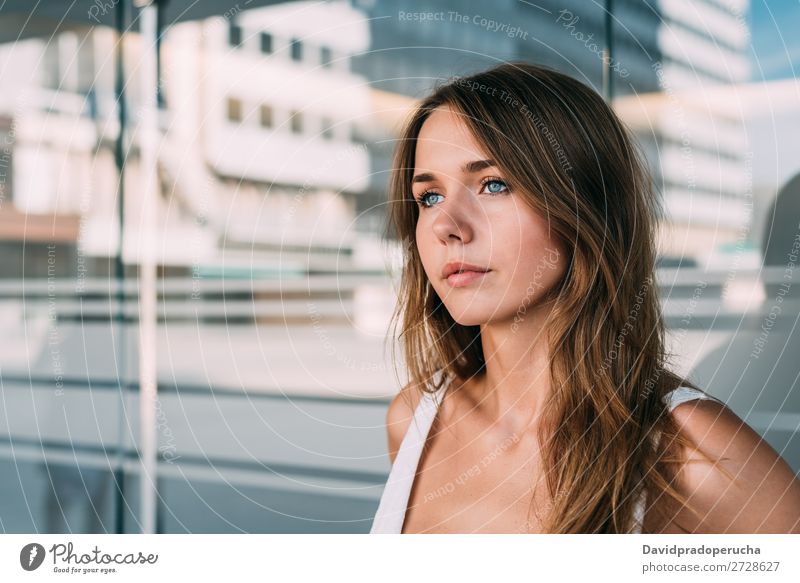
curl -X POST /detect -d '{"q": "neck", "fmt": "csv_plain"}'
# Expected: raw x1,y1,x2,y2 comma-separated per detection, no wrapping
465,299,557,434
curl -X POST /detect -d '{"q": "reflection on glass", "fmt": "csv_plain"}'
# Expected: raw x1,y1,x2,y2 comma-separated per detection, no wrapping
0,0,796,534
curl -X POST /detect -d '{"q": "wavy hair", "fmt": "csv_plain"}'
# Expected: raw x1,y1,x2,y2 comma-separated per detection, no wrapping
385,62,729,533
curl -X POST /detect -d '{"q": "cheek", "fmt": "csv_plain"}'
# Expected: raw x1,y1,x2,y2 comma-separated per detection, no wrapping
414,222,426,255
487,211,543,265
414,217,425,243
502,218,565,287
414,223,437,275
520,238,566,291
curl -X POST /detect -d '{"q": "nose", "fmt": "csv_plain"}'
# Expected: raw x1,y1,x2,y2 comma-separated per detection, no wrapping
431,192,475,244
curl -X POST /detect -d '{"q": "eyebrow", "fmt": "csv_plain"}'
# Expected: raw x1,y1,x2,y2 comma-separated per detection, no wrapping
411,159,497,184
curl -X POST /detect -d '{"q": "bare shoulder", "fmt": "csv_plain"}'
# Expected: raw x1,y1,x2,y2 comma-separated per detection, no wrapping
667,398,800,533
385,381,425,465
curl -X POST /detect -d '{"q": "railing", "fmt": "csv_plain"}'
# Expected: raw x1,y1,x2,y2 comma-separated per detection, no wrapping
0,266,797,533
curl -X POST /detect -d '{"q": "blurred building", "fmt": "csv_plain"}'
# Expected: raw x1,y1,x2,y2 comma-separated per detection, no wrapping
613,0,752,267
162,2,372,273
350,0,753,267
0,0,758,275
0,0,374,278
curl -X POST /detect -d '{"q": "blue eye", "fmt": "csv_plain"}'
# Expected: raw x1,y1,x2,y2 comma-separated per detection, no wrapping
481,178,509,194
415,191,444,208
414,177,509,209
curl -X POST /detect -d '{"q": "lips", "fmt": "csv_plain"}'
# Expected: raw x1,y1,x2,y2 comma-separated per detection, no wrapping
441,261,491,279
445,269,491,287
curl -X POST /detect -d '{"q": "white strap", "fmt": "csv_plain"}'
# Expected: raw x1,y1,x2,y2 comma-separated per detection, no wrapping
666,386,722,411
370,380,446,533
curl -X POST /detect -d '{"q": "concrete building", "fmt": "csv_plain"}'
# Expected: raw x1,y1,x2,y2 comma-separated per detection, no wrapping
350,0,753,267
0,0,375,277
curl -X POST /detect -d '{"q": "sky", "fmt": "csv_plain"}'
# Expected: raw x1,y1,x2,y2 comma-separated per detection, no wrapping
749,0,800,80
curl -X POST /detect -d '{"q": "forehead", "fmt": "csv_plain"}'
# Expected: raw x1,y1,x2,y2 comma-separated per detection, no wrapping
415,105,489,170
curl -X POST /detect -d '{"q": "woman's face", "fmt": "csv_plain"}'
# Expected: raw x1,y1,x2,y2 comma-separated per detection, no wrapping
413,105,568,328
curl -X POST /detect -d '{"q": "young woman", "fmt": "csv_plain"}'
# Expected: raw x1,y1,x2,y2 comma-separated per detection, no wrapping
371,62,800,534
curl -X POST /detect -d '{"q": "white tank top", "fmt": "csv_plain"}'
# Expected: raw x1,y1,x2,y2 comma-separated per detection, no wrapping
370,374,723,534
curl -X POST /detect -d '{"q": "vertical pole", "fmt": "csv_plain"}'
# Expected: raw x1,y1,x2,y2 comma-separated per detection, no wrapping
113,0,128,536
603,0,615,102
137,0,159,535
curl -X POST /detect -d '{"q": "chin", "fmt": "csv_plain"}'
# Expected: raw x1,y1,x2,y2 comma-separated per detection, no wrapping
450,315,485,327
443,304,504,327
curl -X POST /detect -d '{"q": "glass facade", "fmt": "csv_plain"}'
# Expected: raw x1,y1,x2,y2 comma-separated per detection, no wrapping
0,0,797,534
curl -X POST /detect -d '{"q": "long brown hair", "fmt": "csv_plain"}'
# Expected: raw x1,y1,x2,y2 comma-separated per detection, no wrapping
385,61,729,533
